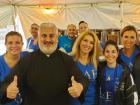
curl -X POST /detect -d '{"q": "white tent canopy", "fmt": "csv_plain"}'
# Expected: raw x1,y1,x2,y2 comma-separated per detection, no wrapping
0,0,140,38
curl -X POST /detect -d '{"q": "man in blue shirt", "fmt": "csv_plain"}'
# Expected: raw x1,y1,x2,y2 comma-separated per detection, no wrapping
26,23,39,51
58,24,77,53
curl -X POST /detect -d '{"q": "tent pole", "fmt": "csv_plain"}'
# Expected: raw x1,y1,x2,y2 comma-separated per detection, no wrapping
119,0,123,44
120,0,123,30
12,4,17,31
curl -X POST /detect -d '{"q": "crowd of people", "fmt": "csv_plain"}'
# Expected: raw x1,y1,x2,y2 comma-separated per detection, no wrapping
0,21,140,105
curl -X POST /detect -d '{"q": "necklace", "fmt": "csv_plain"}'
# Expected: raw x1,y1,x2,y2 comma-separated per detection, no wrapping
77,61,97,80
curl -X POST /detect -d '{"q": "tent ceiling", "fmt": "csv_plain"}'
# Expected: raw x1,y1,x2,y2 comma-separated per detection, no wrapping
0,0,140,38
0,0,140,6
0,0,115,5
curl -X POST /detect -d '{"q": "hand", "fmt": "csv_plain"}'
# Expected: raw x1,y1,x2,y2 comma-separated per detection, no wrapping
7,75,19,99
68,76,83,98
59,47,67,53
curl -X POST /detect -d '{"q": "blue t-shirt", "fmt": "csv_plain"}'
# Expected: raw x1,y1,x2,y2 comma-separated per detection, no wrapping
71,61,97,105
0,52,27,105
0,56,11,82
26,37,39,51
99,64,123,105
58,35,74,53
20,51,29,58
120,47,139,71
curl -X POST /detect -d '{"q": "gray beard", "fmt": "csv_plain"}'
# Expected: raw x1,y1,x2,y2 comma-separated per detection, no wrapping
39,43,58,55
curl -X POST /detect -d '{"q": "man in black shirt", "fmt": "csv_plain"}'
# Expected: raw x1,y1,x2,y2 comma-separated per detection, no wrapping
0,23,89,105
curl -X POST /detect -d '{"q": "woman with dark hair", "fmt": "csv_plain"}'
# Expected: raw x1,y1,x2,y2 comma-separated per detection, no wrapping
117,25,140,104
0,31,26,105
78,21,89,35
97,40,138,105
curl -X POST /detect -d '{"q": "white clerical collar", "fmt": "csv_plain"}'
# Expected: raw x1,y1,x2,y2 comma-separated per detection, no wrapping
46,54,50,57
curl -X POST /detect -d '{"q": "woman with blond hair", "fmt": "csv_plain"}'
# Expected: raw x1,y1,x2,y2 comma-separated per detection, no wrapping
70,31,102,105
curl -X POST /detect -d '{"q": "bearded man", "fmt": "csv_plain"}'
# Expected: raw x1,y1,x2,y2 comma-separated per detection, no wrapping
0,23,89,105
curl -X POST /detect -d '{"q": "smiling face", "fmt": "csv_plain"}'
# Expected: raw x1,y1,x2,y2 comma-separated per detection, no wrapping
67,24,77,40
79,22,88,34
104,44,118,66
30,24,39,38
79,35,94,55
122,30,137,49
5,35,23,55
39,24,58,55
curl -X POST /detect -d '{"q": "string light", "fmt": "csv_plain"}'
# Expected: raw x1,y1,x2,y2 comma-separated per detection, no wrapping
43,8,57,14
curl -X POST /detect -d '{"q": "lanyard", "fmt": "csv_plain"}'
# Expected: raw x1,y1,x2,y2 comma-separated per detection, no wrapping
99,64,121,105
104,65,119,92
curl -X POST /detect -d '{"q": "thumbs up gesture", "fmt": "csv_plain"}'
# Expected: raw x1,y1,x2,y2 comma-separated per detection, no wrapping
6,75,19,99
68,76,83,98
